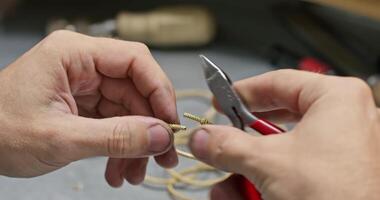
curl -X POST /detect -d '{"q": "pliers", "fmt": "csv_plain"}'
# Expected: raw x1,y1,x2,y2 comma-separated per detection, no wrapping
200,55,285,200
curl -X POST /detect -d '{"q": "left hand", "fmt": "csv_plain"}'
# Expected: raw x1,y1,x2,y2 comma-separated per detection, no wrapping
0,30,178,187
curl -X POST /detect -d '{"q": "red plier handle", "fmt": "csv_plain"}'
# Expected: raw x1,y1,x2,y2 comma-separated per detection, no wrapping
240,118,285,200
251,119,285,136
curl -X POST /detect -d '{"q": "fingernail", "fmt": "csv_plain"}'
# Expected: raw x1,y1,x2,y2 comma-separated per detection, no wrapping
148,124,171,153
190,129,210,159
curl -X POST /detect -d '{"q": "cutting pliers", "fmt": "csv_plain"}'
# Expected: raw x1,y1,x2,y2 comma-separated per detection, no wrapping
200,55,285,200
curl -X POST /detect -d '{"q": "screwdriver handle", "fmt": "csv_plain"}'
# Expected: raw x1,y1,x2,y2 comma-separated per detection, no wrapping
239,118,285,200
116,6,216,47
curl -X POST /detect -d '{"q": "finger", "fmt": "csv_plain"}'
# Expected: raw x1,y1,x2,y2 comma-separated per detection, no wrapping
105,157,149,186
105,158,125,187
212,97,300,123
123,158,149,185
233,69,325,114
77,107,101,118
101,78,178,172
189,125,292,180
90,38,178,123
100,78,153,116
190,125,257,174
104,158,148,186
210,175,246,200
55,32,179,170
75,94,101,117
42,31,178,122
154,146,178,168
99,79,151,186
57,115,173,160
97,97,130,117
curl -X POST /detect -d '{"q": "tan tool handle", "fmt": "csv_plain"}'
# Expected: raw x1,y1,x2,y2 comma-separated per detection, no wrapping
116,6,216,47
304,0,380,21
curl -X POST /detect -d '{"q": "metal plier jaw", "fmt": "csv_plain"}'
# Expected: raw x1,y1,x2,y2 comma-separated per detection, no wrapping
200,55,285,200
200,55,284,135
200,55,257,130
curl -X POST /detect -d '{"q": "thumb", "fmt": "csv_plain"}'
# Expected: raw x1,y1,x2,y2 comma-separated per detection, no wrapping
189,125,290,182
58,115,173,160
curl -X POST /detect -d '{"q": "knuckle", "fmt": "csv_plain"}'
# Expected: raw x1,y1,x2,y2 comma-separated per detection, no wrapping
38,30,74,53
108,121,132,156
132,42,150,54
43,30,76,46
345,77,371,92
47,30,75,40
275,69,298,75
212,140,228,168
107,119,147,157
320,76,373,104
272,69,305,80
339,77,372,99
157,76,173,94
209,129,256,172
211,133,242,168
40,30,85,52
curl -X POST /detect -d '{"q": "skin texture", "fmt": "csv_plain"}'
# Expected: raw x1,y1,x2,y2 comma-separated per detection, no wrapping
190,70,380,200
0,30,179,187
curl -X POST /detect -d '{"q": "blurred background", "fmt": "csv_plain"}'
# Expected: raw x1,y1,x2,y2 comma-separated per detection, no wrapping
0,0,380,200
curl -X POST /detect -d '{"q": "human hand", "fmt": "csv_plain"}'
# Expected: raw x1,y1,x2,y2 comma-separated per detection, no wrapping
190,70,380,200
0,30,178,187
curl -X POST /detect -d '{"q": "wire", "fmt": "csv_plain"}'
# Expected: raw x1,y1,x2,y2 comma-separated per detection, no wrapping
144,89,230,200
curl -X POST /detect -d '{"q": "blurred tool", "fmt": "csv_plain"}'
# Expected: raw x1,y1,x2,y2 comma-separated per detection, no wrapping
46,5,216,47
276,5,375,77
200,55,285,200
269,45,380,107
268,45,333,74
304,0,380,21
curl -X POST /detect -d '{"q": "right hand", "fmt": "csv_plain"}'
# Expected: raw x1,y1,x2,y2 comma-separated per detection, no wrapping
190,70,380,200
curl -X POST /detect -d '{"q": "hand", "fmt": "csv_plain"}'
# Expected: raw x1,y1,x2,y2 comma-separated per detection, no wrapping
0,30,179,187
189,70,380,200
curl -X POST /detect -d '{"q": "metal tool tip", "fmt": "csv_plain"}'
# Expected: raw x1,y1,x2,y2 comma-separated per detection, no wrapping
199,54,220,79
199,54,210,64
199,55,208,68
